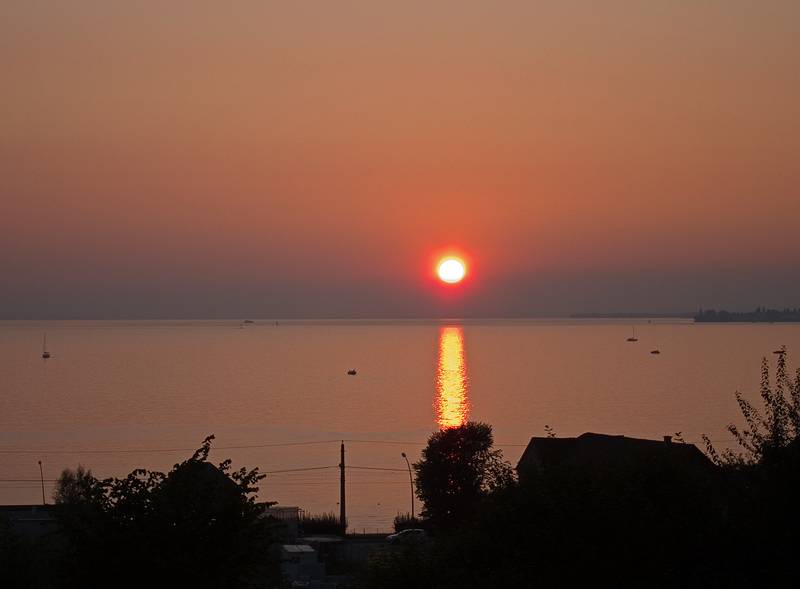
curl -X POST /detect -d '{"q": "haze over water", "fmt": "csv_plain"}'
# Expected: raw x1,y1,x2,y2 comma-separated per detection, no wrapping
2,319,799,531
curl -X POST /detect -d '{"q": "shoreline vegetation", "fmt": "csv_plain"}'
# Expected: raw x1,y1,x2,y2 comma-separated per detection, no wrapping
695,307,800,323
570,312,694,319
571,307,800,322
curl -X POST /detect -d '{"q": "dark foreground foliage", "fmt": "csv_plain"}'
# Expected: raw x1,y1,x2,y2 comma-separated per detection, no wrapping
299,511,346,536
1,436,283,589
392,513,424,532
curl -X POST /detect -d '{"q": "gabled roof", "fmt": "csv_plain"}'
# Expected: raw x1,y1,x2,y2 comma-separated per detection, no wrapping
517,432,713,474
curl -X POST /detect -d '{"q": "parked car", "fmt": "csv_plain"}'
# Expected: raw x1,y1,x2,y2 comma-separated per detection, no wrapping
386,528,427,545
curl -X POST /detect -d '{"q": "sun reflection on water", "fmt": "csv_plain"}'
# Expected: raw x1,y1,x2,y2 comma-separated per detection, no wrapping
435,326,469,428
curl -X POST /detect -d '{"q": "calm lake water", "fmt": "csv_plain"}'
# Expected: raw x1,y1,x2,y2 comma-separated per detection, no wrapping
2,319,799,531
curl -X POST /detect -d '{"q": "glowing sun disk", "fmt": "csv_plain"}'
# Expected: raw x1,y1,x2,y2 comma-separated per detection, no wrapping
437,258,466,284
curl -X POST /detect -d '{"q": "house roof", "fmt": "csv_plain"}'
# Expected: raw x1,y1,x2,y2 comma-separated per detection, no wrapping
517,432,713,474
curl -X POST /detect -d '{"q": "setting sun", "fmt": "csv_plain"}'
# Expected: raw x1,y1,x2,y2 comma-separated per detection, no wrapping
437,257,466,284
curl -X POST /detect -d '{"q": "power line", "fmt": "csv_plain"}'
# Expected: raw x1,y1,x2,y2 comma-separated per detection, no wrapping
0,464,339,481
344,439,426,446
347,466,407,472
0,439,342,455
263,466,338,474
0,466,403,483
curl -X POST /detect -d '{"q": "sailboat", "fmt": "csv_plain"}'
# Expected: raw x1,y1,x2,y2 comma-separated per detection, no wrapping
42,333,51,359
626,326,638,342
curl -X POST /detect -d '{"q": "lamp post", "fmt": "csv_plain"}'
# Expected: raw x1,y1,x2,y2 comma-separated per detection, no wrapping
38,460,46,505
401,452,415,518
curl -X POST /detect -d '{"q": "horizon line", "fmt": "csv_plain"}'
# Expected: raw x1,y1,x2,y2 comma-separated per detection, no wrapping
0,314,698,322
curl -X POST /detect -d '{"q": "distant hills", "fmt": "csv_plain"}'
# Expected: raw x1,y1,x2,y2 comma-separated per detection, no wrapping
694,307,800,323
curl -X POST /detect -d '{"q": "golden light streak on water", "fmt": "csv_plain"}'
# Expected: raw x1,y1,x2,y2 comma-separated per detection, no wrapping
435,326,470,428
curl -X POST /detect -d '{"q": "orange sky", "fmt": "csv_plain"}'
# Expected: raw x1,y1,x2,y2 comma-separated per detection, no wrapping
2,1,799,318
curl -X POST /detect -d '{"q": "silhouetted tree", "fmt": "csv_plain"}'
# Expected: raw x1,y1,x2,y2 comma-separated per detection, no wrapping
704,346,800,465
413,422,514,531
392,513,424,532
701,348,800,583
54,435,281,589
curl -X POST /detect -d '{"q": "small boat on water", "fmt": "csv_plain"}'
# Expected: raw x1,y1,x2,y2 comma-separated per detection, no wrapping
773,349,786,354
42,333,51,359
650,349,661,355
242,319,254,324
347,369,357,375
626,326,638,342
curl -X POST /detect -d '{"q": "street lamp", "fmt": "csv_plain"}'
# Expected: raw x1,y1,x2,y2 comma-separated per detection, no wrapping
401,452,415,518
38,460,46,505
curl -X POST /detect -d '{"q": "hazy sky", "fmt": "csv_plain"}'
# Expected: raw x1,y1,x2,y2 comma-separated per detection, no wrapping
2,1,799,318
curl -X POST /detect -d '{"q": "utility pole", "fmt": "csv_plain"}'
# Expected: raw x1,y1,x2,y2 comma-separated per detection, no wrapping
339,441,346,531
38,460,46,505
401,452,415,518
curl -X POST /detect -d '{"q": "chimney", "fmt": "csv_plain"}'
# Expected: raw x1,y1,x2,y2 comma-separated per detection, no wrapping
663,435,672,445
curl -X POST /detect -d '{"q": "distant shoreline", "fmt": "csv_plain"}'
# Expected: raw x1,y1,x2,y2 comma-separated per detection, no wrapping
571,308,800,323
694,308,800,323
570,312,695,319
